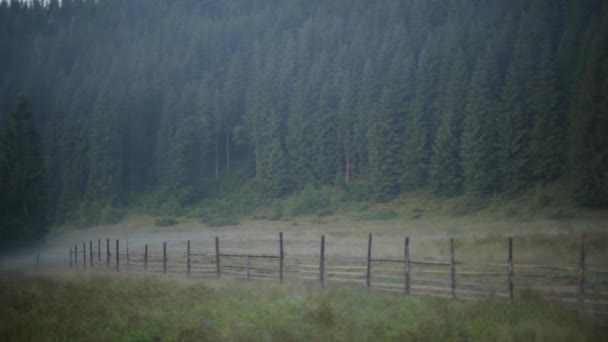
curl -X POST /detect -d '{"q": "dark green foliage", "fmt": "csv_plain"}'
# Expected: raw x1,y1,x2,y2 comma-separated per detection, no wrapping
154,216,178,227
0,98,48,247
0,0,607,224
429,49,470,196
352,207,397,221
461,52,500,198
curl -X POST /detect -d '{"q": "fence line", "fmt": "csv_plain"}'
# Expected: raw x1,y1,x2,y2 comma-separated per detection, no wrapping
2,232,607,315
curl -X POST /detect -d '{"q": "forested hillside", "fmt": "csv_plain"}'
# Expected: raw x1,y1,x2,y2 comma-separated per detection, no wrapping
1,0,607,227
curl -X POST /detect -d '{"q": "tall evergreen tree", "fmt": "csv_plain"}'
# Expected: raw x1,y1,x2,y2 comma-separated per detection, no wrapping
461,50,500,198
429,49,470,195
0,97,47,247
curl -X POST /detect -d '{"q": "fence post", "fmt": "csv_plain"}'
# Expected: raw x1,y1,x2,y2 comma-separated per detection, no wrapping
366,233,372,290
116,240,120,272
98,239,101,265
126,240,130,271
83,242,86,269
106,238,110,269
69,247,73,268
215,237,221,279
450,238,456,299
279,232,284,284
508,237,514,304
187,240,191,277
320,235,325,288
246,256,251,281
578,233,586,311
163,242,167,275
74,244,78,266
89,240,93,268
404,236,410,295
144,244,148,272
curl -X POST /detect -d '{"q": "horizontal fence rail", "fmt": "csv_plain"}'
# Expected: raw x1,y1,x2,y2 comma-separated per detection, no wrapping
2,232,607,315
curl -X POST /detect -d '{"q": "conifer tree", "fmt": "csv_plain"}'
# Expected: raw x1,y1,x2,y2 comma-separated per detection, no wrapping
0,97,47,247
461,50,500,198
429,49,470,195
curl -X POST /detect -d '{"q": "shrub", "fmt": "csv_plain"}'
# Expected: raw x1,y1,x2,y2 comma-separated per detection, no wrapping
100,204,124,225
154,216,178,227
286,186,331,216
353,207,397,221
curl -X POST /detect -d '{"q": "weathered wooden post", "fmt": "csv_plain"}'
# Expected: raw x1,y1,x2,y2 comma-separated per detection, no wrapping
163,242,167,275
508,237,514,304
115,239,120,272
74,244,78,266
187,240,191,277
578,233,586,311
126,240,130,271
404,236,410,295
69,247,73,268
246,256,251,281
215,237,221,279
106,238,110,269
450,238,456,299
366,233,372,290
320,235,325,288
89,240,93,268
98,239,101,265
82,242,86,269
279,232,284,284
144,244,148,272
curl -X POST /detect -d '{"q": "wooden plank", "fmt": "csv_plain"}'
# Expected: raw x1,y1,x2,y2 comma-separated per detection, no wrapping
326,270,365,277
515,273,577,280
221,254,280,259
458,271,507,276
515,264,578,271
324,264,368,270
372,258,404,264
410,260,451,266
586,267,608,273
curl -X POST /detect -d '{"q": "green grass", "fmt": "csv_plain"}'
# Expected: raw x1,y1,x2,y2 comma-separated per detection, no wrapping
1,274,606,341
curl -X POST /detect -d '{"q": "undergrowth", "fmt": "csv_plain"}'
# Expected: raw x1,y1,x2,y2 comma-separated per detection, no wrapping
0,274,606,341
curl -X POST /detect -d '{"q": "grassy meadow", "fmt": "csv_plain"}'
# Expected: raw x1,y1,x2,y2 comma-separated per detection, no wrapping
1,273,607,342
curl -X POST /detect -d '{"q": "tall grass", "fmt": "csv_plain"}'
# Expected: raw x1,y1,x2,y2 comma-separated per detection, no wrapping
1,274,606,341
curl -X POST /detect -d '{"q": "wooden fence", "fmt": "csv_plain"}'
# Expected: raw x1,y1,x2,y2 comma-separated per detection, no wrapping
3,232,607,315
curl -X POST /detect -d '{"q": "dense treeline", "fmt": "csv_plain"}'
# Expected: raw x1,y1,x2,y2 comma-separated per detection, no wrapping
1,0,607,226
